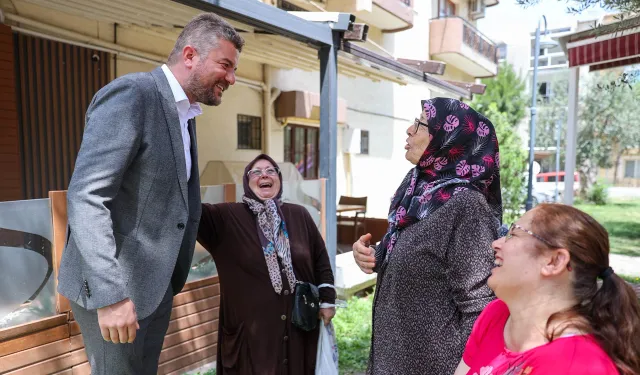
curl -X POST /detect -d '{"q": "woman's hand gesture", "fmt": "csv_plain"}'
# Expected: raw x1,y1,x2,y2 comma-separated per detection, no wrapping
353,233,376,274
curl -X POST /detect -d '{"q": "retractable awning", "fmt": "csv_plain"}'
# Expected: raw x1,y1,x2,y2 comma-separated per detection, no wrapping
558,16,640,72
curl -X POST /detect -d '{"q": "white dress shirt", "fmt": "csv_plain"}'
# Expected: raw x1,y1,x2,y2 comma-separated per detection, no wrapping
161,64,202,180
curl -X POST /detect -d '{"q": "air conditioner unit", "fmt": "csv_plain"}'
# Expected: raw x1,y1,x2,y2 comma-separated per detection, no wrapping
342,128,362,154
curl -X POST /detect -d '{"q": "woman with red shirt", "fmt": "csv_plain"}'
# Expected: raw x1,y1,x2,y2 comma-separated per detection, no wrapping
454,204,640,375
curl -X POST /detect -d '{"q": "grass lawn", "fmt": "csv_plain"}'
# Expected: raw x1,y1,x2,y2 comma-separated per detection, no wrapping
189,293,375,375
574,199,640,257
620,274,640,284
334,292,374,375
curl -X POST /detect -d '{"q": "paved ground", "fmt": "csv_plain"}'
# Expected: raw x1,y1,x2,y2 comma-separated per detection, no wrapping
608,187,640,199
608,253,640,297
609,253,640,278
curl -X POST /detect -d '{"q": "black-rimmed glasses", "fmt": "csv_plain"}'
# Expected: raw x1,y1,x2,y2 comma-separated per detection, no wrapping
412,118,428,135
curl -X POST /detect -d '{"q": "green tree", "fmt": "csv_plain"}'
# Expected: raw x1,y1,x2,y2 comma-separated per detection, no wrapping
472,63,528,222
483,104,528,224
534,78,569,174
536,78,569,149
611,83,640,184
536,72,640,194
472,62,528,126
577,72,640,193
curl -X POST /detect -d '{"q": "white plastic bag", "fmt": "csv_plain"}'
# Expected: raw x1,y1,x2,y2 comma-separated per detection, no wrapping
315,321,339,375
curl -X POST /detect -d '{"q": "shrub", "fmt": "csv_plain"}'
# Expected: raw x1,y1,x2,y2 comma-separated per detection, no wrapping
586,183,608,205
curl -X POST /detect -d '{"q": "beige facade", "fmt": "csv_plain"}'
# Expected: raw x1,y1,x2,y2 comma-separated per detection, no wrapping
0,0,498,218
599,148,640,187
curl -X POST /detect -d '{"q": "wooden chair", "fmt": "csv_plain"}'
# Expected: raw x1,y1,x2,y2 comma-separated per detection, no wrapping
336,195,368,244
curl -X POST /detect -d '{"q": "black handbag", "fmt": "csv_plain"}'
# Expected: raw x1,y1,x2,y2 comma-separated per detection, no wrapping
291,281,320,331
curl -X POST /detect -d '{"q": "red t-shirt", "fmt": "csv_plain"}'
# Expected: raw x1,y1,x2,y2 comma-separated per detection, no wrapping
463,299,618,375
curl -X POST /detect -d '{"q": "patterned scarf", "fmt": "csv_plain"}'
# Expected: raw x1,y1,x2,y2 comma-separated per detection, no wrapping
378,98,503,264
242,154,297,294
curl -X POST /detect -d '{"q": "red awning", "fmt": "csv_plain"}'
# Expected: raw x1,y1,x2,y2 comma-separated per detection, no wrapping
567,31,640,68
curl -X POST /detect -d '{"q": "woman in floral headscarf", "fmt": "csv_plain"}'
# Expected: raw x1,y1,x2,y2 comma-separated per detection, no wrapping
198,154,335,375
353,98,501,375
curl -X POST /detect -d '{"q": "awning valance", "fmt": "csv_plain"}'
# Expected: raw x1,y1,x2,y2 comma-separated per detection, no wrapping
567,30,640,68
559,16,640,69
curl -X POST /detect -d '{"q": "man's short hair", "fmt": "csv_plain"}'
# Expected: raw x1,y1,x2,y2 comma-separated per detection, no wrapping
167,13,245,65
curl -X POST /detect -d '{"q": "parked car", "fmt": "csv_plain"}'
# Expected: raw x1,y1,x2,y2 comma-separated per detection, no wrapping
536,171,580,196
531,186,555,206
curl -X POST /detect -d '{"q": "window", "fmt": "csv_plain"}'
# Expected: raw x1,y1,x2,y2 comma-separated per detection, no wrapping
284,125,319,179
548,45,563,54
538,82,551,102
468,0,485,19
497,44,507,60
625,160,640,178
438,0,456,16
237,114,262,150
360,130,370,155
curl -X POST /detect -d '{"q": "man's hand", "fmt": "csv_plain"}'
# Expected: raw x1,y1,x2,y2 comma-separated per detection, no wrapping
353,233,376,274
97,298,139,344
319,307,336,326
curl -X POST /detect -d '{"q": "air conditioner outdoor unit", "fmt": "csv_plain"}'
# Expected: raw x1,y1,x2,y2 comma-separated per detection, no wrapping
342,127,362,154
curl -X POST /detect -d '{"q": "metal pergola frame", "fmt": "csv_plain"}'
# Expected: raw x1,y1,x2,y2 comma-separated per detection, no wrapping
172,0,347,270
170,0,476,270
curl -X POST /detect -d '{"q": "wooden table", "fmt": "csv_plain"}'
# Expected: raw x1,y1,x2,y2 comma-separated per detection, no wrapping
336,204,365,213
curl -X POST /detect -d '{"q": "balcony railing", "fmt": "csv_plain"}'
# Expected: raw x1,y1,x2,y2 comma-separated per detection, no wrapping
460,18,498,64
429,16,498,77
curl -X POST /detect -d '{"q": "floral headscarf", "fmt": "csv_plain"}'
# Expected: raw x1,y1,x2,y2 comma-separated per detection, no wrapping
242,154,297,294
378,98,502,264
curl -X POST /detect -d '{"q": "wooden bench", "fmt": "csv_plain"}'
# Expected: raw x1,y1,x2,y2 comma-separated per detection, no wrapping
0,191,222,375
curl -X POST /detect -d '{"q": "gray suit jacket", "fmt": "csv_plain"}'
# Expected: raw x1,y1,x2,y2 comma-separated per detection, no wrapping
58,67,202,319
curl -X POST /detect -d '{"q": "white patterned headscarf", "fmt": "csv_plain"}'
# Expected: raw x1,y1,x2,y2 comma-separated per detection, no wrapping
242,154,297,294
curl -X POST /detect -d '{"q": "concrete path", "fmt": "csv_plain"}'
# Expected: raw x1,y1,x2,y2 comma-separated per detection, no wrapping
608,187,640,199
609,253,640,278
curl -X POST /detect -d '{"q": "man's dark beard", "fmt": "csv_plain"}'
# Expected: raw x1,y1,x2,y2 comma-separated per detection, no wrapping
186,64,222,106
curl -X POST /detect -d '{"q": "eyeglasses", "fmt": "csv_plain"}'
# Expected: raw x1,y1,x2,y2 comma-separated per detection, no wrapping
412,118,428,135
507,223,558,248
247,167,279,178
506,223,571,271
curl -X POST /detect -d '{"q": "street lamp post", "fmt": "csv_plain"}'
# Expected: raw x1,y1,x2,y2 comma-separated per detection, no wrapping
526,16,557,211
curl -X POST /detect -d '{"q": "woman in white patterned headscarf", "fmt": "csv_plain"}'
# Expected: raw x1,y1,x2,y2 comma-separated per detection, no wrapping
197,154,335,375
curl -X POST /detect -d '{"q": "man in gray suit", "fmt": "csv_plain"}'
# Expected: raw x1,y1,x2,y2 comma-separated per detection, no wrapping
57,13,244,374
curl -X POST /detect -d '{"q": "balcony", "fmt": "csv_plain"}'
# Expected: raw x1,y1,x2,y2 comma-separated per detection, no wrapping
325,0,414,32
429,16,498,78
277,0,413,32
